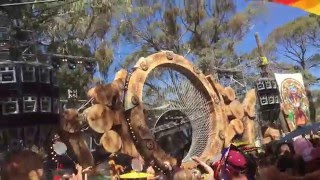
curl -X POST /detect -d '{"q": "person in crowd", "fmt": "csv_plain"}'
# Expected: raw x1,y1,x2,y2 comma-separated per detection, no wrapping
257,163,320,180
275,142,305,176
275,142,295,156
56,163,92,180
293,137,313,161
191,156,214,179
173,169,194,180
276,151,295,175
2,150,44,180
212,144,257,180
292,136,320,173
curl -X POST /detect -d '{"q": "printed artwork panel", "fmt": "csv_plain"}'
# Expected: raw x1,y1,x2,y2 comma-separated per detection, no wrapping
274,73,309,131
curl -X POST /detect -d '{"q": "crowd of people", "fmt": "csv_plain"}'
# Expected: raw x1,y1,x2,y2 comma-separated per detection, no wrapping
102,134,320,180
2,135,320,180
167,136,320,180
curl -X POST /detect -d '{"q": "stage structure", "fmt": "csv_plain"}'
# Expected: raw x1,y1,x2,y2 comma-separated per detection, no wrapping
0,4,62,156
0,7,97,175
253,33,284,143
61,51,258,173
213,67,248,99
0,60,60,152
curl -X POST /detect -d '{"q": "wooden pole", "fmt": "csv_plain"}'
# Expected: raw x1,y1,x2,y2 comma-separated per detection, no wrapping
255,33,264,57
254,32,269,77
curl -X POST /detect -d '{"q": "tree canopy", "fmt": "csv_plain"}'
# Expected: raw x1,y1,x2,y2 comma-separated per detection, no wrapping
2,0,320,115
115,0,264,75
4,0,130,99
250,15,320,86
2,0,265,99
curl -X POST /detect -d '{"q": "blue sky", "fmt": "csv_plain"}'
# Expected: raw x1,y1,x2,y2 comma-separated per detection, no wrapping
235,1,308,54
102,1,310,82
234,2,320,89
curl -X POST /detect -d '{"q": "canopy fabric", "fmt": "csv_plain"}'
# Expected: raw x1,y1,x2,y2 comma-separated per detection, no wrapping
269,0,320,15
120,171,154,179
279,122,320,143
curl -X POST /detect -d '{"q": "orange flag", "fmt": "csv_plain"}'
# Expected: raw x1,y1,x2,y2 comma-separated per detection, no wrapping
270,0,320,15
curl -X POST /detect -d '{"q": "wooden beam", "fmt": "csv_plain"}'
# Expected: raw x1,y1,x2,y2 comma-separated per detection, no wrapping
255,32,264,57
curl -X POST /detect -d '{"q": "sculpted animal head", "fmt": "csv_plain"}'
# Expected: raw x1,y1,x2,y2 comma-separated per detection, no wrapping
87,79,124,110
60,108,84,133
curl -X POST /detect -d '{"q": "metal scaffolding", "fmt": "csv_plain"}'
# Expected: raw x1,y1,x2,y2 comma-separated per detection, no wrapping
212,67,248,99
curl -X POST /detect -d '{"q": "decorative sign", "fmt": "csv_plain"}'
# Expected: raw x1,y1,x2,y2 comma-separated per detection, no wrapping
275,73,309,131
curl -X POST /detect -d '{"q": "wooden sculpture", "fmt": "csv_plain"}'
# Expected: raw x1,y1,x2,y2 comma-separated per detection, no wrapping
263,126,281,144
60,51,258,172
108,160,124,180
59,109,94,168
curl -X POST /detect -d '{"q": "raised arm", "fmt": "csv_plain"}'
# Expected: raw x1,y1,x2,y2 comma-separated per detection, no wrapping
191,156,214,179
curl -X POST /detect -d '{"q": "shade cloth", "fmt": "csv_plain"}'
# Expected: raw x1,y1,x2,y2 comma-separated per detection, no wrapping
269,0,320,15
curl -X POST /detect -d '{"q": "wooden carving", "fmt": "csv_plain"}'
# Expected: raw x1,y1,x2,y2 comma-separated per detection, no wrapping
84,104,113,133
60,51,258,172
67,133,94,168
242,89,256,118
100,130,122,153
60,109,83,133
263,126,281,144
228,100,245,120
222,87,236,104
59,109,95,168
242,117,256,145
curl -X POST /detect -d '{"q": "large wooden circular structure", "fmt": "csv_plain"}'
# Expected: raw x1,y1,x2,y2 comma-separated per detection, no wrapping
81,51,258,174
123,51,225,171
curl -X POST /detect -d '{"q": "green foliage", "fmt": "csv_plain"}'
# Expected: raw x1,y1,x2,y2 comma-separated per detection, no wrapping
250,15,320,85
12,0,130,98
57,66,92,99
7,0,266,98
115,0,264,73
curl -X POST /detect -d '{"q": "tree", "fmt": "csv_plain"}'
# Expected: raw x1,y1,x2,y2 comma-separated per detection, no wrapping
2,0,264,98
31,0,129,75
254,15,320,85
7,0,128,98
115,0,264,74
306,14,320,49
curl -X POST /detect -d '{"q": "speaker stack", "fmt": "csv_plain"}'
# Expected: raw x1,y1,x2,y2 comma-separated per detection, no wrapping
255,78,281,123
0,61,60,152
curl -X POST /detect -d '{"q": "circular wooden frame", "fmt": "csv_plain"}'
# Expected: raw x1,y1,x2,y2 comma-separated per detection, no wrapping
124,51,224,171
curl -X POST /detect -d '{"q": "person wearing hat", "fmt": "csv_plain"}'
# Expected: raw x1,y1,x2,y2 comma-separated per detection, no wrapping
212,145,256,180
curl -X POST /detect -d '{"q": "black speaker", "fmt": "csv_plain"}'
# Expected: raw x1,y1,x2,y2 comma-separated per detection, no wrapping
0,61,60,127
255,78,281,122
259,95,268,106
256,80,265,90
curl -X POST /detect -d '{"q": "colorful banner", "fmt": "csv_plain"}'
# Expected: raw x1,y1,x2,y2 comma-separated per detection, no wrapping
274,73,309,131
269,0,320,16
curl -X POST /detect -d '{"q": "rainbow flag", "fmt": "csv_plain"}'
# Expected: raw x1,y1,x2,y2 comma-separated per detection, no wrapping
270,0,320,15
